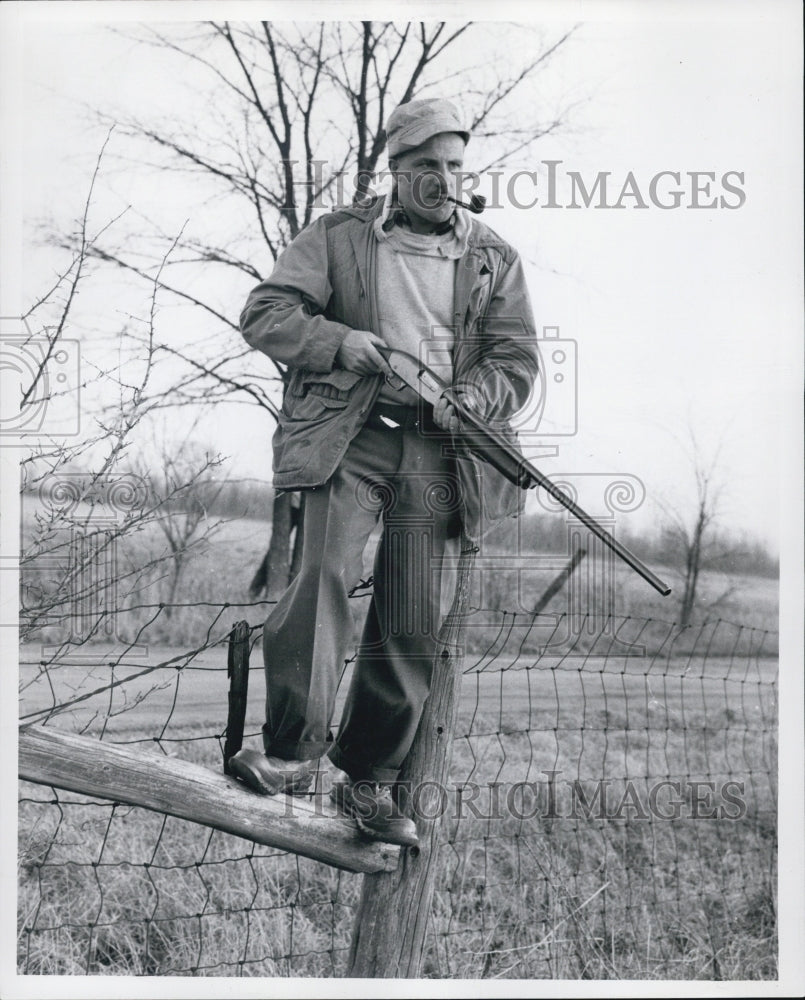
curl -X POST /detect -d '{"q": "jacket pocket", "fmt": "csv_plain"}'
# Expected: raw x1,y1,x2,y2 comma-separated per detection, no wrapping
290,368,363,404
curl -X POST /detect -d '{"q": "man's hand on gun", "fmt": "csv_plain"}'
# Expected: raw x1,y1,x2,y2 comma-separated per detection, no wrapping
336,330,482,432
336,330,394,377
433,384,484,433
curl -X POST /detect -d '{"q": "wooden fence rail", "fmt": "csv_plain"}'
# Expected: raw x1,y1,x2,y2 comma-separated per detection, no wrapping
18,726,399,875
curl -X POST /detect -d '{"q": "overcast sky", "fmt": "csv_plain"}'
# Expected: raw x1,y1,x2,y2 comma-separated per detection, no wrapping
3,0,802,554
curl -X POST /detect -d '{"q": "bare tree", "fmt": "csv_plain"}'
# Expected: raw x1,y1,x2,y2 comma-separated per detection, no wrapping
135,436,228,617
17,142,243,730
55,19,581,598
658,433,741,626
20,138,158,650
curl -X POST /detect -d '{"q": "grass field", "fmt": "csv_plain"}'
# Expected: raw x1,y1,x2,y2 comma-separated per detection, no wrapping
18,509,778,979
21,507,779,653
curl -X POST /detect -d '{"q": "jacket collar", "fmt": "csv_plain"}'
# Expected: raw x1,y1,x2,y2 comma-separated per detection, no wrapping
380,198,456,236
339,194,496,253
345,194,488,323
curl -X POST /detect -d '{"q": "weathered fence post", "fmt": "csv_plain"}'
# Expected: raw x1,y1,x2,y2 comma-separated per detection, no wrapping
346,538,477,977
223,620,251,774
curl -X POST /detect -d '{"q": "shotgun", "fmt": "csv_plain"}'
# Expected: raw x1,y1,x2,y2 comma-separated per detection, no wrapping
378,347,672,597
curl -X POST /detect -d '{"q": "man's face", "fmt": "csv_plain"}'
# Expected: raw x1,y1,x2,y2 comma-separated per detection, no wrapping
391,132,466,233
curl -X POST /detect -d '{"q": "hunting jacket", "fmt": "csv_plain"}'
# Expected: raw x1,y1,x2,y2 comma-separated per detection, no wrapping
240,197,539,540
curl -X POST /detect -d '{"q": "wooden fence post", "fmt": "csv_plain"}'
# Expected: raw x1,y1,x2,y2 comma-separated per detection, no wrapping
346,539,477,978
223,620,251,774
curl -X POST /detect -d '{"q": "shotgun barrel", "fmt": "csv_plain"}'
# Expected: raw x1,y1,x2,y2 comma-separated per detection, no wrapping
448,393,672,596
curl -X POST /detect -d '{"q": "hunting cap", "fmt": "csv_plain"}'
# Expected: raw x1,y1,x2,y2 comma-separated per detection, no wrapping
386,98,470,158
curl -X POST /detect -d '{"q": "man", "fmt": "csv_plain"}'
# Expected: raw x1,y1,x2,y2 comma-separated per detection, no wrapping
232,98,538,846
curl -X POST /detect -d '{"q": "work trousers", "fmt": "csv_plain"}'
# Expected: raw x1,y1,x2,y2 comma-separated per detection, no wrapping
261,402,461,783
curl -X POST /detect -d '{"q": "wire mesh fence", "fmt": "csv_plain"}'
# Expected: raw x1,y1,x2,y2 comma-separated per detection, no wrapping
18,602,777,980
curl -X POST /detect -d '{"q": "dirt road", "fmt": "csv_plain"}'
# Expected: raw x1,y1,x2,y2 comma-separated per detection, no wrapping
19,643,777,743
